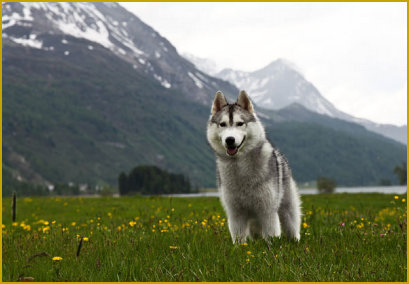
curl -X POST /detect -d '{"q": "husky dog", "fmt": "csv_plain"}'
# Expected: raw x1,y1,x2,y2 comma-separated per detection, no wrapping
207,90,301,243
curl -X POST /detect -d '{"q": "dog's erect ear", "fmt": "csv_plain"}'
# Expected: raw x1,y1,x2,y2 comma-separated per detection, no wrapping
237,90,254,114
211,91,227,115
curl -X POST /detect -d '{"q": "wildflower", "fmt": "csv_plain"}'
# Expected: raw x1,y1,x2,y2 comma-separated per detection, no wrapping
107,212,112,218
340,222,345,227
52,256,63,261
171,208,175,212
44,221,49,225
2,224,5,229
52,220,56,224
246,258,250,262
12,222,18,227
241,242,248,246
394,195,399,200
117,226,122,231
42,226,50,233
402,199,406,203
302,222,309,228
220,222,225,226
247,251,251,255
380,233,384,237
71,222,76,226
129,221,136,227
152,229,155,232
188,204,192,207
169,246,179,250
83,237,89,242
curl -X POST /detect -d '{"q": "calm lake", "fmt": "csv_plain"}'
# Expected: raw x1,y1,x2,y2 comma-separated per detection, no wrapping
167,185,407,197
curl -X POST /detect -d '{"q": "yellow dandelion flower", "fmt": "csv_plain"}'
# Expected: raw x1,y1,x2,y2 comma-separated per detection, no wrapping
241,242,248,246
302,222,309,228
164,219,168,223
246,258,250,262
12,222,18,227
220,222,225,226
129,221,136,227
52,256,63,261
71,222,76,226
107,212,112,217
171,208,175,212
152,229,155,232
117,226,122,231
402,199,406,203
52,220,56,224
83,237,89,242
169,246,179,250
247,251,251,255
394,195,399,200
2,224,5,229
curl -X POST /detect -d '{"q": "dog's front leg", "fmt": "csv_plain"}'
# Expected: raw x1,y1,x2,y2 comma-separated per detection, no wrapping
260,211,281,240
227,214,248,244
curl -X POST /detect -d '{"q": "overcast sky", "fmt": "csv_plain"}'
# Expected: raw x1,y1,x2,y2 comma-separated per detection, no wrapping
120,2,407,126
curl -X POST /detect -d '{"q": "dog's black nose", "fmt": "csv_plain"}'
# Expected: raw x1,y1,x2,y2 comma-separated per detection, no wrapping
225,137,235,146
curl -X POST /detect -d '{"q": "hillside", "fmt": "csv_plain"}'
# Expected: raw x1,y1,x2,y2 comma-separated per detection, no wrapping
2,2,406,189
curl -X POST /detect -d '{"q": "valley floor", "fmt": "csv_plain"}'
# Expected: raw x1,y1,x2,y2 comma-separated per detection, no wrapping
2,193,407,281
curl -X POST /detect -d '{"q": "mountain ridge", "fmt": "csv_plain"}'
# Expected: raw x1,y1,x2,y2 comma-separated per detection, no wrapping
214,59,406,144
2,2,406,189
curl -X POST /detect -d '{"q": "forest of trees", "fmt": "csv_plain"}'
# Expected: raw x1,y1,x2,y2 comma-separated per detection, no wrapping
118,165,192,195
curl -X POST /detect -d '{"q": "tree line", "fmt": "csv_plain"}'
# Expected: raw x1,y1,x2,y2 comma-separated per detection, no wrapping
118,165,191,195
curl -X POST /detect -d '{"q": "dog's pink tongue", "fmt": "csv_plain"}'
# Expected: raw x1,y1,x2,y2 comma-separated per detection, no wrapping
227,147,238,155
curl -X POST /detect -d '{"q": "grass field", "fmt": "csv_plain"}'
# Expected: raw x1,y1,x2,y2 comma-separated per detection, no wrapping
2,193,407,281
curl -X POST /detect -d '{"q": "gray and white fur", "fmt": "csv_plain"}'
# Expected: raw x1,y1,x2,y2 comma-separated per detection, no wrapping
207,90,301,243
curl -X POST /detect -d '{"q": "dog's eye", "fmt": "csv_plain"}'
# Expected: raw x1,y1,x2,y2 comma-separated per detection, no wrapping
220,122,227,127
237,122,244,127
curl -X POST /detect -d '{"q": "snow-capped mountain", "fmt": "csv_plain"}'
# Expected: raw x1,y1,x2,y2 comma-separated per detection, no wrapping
2,2,237,105
182,53,222,76
215,59,406,144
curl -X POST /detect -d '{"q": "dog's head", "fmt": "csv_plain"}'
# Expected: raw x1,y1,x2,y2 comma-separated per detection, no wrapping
207,90,266,158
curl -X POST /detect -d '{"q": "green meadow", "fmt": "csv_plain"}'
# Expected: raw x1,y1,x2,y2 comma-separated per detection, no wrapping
2,193,407,281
